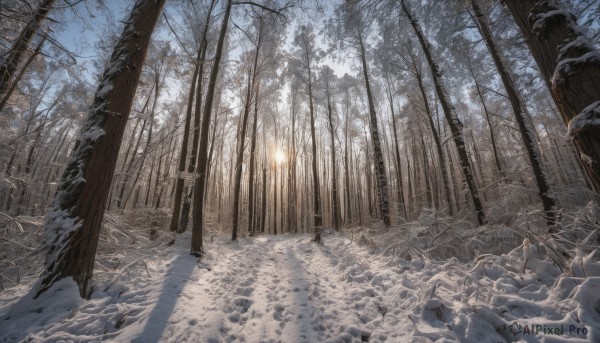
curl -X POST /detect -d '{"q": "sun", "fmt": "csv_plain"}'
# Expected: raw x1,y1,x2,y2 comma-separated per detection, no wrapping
275,149,286,164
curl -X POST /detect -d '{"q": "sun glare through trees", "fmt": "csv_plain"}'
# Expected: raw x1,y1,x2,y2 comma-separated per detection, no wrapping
274,149,286,164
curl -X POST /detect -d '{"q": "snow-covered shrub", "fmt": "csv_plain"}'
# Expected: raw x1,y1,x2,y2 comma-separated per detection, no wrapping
0,215,44,290
120,207,171,230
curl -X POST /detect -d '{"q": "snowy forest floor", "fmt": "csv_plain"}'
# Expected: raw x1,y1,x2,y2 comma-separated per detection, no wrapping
1,207,600,342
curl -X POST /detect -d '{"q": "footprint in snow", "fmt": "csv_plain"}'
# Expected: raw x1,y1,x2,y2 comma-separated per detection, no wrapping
233,297,253,314
235,286,254,296
272,303,285,321
239,277,255,286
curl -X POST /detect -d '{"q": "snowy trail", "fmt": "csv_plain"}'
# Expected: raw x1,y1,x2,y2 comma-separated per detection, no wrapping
2,231,599,342
138,235,380,343
111,234,392,343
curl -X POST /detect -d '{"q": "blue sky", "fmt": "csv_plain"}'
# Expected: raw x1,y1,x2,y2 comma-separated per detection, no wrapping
54,0,132,80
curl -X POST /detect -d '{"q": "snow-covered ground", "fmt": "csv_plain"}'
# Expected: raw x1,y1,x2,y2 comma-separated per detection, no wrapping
1,218,600,342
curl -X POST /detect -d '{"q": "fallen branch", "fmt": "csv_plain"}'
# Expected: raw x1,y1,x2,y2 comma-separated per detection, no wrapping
0,212,24,232
0,237,35,251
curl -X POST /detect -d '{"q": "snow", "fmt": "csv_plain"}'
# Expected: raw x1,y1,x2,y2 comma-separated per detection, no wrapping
536,3,600,91
2,220,599,343
43,209,81,247
0,278,83,342
531,9,574,37
568,100,600,136
552,50,600,87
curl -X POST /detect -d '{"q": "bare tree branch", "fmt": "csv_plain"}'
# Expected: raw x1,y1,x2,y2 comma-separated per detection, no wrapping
232,1,286,17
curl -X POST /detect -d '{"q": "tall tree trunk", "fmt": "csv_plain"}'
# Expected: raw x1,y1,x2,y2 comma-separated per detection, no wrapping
364,136,374,219
37,0,165,297
156,129,176,209
306,57,322,242
326,92,341,230
413,70,454,216
149,131,166,207
36,120,73,212
15,122,46,215
191,0,232,255
118,118,142,188
0,0,55,98
355,149,364,224
503,0,600,193
232,23,262,241
467,60,505,181
248,84,261,236
386,88,408,220
116,119,147,209
287,89,297,233
273,160,278,235
116,86,155,209
473,0,556,224
121,87,158,213
260,163,267,234
206,98,221,205
169,57,200,232
409,129,421,210
468,128,486,195
343,95,353,224
419,125,433,208
404,140,414,217
180,1,217,234
401,0,486,225
0,37,46,113
358,32,391,227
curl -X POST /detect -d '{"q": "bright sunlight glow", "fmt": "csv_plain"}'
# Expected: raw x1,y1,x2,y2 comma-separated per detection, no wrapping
275,149,286,164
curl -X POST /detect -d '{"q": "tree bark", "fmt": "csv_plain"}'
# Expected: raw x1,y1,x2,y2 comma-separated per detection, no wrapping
232,22,263,241
504,0,600,193
326,91,341,230
169,56,200,232
305,53,322,242
260,163,267,234
343,92,354,224
37,0,165,298
273,160,278,235
358,32,391,227
191,0,232,255
287,89,297,233
248,84,261,236
180,0,216,234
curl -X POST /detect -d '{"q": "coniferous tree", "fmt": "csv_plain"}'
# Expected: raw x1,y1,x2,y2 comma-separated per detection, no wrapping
37,0,166,297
